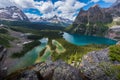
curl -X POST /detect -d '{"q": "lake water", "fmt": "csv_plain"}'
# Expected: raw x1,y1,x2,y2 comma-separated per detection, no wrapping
8,33,117,73
63,32,117,46
8,38,48,74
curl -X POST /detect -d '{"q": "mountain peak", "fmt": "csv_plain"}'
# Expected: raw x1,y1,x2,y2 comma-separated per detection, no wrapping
53,15,58,18
0,6,29,21
92,4,99,7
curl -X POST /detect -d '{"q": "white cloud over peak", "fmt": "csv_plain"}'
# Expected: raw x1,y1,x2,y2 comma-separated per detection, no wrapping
0,0,15,8
53,0,86,20
0,0,86,20
35,1,54,14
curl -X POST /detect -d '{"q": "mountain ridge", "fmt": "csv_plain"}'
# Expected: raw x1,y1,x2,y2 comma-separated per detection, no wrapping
0,6,29,21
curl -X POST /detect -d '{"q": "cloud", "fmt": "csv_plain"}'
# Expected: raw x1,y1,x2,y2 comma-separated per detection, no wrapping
35,1,54,14
25,13,40,18
0,0,15,8
103,0,117,3
54,0,86,20
11,0,34,8
91,0,100,3
0,0,86,20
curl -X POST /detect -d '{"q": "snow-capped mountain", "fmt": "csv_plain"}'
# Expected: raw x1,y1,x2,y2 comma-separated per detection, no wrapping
29,15,73,27
47,15,73,24
0,6,29,21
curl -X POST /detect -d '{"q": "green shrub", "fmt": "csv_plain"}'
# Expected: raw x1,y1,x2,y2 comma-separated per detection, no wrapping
109,45,120,61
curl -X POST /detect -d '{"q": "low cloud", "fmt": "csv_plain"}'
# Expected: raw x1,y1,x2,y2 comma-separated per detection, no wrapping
103,0,117,3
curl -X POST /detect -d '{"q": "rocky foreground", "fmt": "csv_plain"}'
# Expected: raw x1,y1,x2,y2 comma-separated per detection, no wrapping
0,42,119,80
5,60,88,80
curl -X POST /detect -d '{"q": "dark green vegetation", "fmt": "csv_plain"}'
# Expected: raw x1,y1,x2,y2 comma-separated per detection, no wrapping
109,45,120,61
10,26,63,40
66,22,109,36
0,28,8,34
0,28,15,47
50,38,108,64
99,62,120,80
0,20,64,31
11,41,41,58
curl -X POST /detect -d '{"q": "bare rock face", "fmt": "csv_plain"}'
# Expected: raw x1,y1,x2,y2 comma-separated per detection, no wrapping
0,6,29,21
6,60,88,80
106,26,120,40
74,5,112,25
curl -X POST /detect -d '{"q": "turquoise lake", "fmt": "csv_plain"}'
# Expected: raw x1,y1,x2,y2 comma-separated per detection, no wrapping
63,32,117,46
8,38,48,74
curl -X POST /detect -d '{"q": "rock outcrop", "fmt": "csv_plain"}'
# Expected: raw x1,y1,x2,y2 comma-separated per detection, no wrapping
108,0,120,17
69,4,112,36
74,5,112,25
107,25,120,40
70,0,120,36
80,48,120,80
0,45,7,80
6,60,88,80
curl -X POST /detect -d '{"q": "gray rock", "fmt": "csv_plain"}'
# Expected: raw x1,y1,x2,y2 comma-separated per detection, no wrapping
6,60,87,80
80,48,119,80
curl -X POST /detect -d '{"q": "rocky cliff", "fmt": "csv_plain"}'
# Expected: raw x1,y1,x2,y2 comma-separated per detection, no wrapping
74,5,112,25
69,0,120,36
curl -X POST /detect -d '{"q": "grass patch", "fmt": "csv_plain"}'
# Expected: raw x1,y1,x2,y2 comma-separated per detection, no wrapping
51,38,108,64
0,34,15,47
52,40,66,54
35,45,52,63
109,45,120,62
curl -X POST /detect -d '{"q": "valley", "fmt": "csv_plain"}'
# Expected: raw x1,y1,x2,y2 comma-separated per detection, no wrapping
0,0,120,80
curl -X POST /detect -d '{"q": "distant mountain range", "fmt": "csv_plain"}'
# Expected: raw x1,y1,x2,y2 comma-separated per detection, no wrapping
0,6,72,27
0,6,29,21
29,15,73,27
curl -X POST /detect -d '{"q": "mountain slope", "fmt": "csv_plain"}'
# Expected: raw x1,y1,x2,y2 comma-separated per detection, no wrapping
74,5,112,24
67,5,112,36
68,0,120,36
0,6,29,21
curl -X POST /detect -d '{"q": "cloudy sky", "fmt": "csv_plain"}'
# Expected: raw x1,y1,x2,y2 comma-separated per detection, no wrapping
0,0,117,20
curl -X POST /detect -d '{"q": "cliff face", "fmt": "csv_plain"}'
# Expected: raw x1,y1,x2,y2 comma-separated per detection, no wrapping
70,5,112,36
70,0,120,36
74,5,112,25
